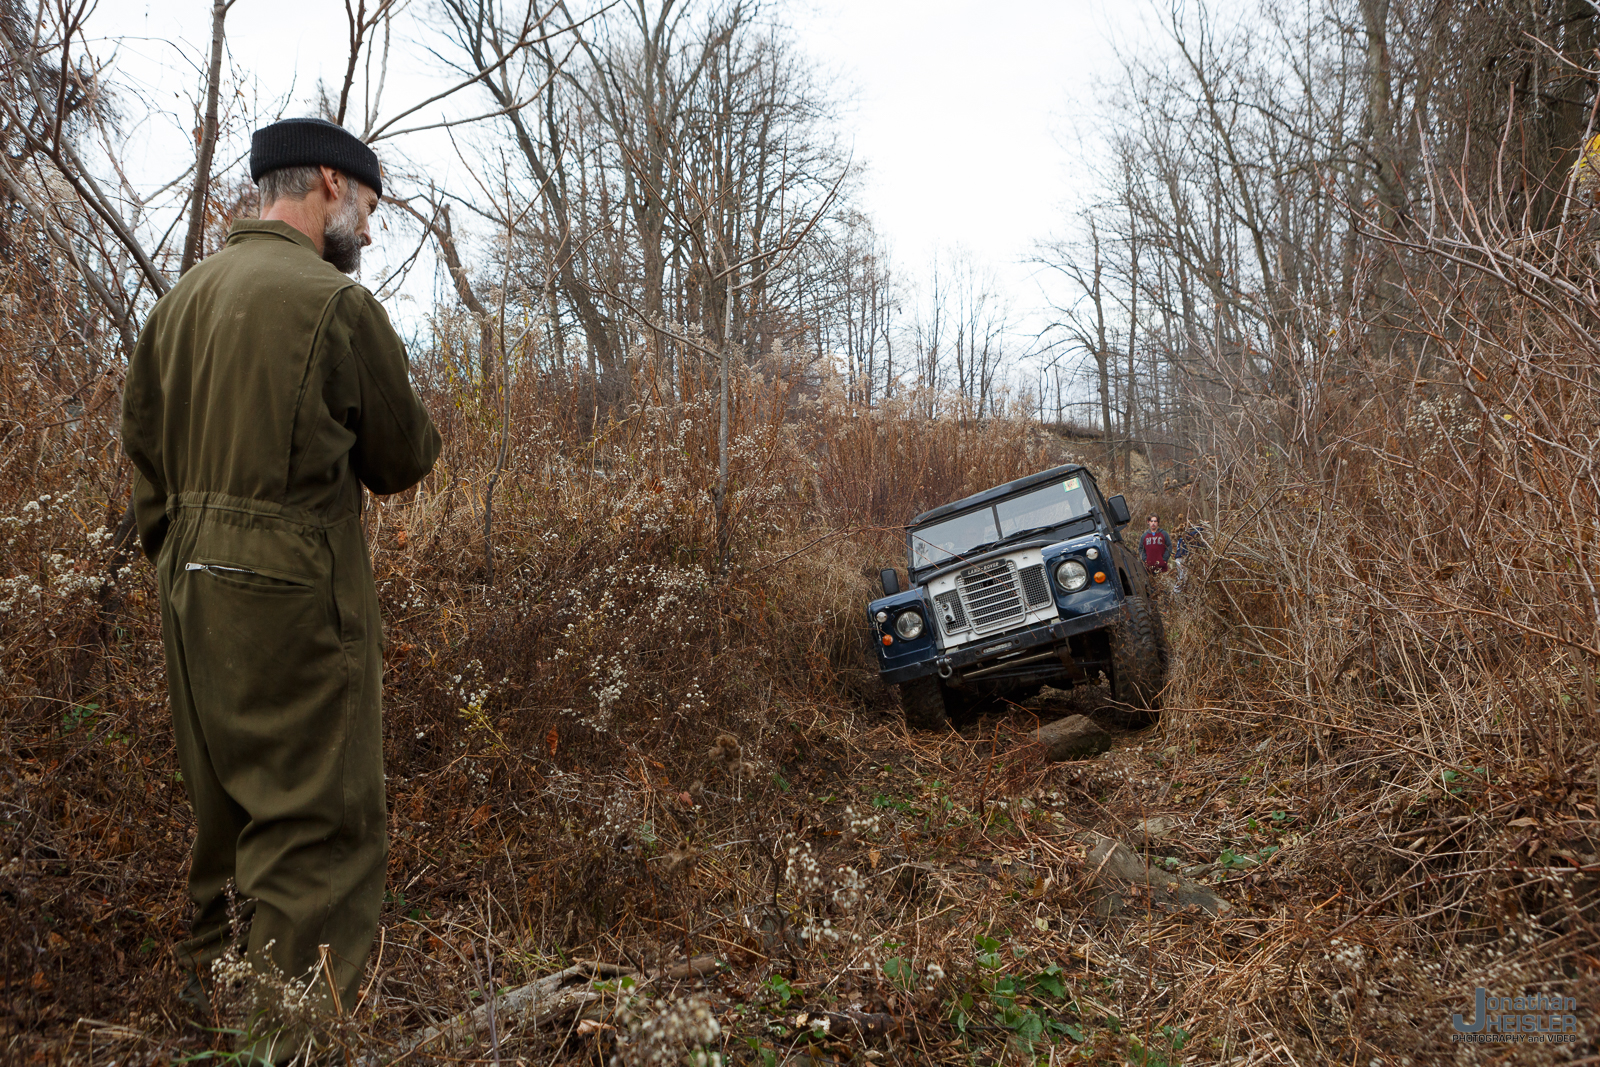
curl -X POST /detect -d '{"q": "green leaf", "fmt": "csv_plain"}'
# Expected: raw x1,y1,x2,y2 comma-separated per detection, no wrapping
949,995,970,1034
882,957,914,990
1029,966,1066,999
974,933,1003,969
61,703,100,733
1007,1007,1044,1046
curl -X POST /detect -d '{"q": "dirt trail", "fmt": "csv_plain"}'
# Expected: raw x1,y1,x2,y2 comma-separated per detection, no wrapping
30,636,1549,1066
39,678,1541,1067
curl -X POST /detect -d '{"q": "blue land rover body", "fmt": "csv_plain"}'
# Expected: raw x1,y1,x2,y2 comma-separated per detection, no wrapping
868,463,1168,728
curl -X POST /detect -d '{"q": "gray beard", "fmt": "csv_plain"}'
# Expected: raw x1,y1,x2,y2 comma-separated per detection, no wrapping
323,188,363,274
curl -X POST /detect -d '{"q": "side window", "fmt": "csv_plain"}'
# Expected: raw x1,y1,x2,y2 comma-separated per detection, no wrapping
1087,480,1113,531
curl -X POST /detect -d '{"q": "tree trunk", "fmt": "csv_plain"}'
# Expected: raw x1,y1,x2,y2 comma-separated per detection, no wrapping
1088,223,1113,471
181,0,229,275
1123,224,1139,488
715,260,735,563
1359,0,1400,226
392,199,495,380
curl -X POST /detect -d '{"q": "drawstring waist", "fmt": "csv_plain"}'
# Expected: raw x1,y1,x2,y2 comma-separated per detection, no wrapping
165,490,360,533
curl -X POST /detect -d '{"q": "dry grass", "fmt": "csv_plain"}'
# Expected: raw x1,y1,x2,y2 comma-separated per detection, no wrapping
4,235,1600,1066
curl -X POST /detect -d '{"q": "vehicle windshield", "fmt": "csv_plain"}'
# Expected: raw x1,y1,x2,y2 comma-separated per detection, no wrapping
995,476,1095,536
908,475,1096,569
909,508,1000,570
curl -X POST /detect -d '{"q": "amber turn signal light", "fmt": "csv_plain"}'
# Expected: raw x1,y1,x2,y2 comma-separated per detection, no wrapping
882,634,894,646
1093,571,1107,583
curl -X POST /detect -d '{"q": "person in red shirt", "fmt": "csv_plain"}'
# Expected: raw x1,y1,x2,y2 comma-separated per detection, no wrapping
1142,515,1172,573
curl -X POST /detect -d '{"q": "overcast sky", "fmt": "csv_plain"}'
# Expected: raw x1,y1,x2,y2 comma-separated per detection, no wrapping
792,0,1136,304
96,0,1150,378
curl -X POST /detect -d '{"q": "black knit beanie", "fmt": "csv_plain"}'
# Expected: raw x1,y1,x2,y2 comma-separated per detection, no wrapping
250,117,382,198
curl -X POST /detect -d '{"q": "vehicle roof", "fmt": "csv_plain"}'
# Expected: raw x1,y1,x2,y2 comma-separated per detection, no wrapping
908,463,1093,529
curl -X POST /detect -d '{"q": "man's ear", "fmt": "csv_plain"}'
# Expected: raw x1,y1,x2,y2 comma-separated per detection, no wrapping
318,165,343,202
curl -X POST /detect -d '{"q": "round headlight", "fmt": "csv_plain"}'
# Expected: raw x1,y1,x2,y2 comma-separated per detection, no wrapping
894,610,925,640
1055,559,1089,592
1085,547,1099,560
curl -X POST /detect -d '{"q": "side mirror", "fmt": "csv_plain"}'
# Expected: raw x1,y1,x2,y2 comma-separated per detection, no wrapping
880,568,901,596
1107,494,1132,526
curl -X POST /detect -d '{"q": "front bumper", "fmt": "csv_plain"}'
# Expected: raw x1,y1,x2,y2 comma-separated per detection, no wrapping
880,607,1122,686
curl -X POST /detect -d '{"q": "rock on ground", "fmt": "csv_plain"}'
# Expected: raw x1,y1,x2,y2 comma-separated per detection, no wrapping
1073,831,1230,917
1033,714,1113,761
1134,815,1179,841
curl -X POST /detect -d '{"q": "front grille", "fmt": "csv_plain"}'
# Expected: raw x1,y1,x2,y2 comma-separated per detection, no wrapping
957,559,1026,634
934,590,968,633
1019,564,1050,607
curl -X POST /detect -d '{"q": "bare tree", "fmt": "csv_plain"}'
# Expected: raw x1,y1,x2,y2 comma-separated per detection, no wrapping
1037,216,1116,467
179,0,237,275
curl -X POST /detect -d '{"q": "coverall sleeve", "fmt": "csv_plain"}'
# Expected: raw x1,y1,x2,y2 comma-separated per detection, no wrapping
339,288,442,495
130,471,169,561
120,318,170,560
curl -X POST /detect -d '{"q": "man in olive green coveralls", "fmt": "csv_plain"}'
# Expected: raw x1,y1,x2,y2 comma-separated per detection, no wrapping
121,118,440,1053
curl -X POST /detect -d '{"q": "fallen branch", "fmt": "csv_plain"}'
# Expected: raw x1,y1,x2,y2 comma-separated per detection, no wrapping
361,955,722,1064
363,960,629,1065
786,1008,903,1040
659,954,720,980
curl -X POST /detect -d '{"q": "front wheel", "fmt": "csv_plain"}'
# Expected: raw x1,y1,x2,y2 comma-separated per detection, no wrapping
897,676,961,731
1109,595,1168,727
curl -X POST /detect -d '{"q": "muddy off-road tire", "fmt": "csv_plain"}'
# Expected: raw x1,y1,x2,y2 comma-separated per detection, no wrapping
897,676,962,731
1110,595,1169,727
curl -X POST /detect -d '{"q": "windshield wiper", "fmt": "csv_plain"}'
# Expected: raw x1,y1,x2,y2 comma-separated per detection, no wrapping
911,539,996,569
924,526,1080,568
929,532,1050,567
1001,525,1063,541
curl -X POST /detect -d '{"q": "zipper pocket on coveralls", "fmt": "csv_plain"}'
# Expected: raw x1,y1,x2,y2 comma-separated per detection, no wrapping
184,561,314,594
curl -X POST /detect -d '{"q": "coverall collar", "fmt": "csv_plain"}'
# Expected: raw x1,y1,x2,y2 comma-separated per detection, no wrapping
226,218,319,254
